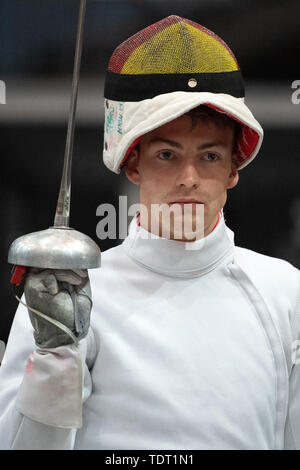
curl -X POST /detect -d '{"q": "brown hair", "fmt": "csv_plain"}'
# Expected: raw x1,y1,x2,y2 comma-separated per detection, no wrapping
184,105,241,167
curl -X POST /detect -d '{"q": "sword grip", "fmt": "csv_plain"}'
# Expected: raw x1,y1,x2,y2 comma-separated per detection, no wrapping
10,265,27,286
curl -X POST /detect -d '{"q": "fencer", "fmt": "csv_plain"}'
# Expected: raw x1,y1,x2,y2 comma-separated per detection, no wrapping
0,16,300,450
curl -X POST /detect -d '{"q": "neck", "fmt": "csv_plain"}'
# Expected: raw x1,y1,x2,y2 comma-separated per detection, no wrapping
137,211,221,241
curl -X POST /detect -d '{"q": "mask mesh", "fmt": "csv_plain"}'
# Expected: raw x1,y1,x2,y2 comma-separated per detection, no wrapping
108,15,239,75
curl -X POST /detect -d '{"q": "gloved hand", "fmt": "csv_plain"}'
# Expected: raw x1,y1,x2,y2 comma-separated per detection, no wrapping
24,268,92,349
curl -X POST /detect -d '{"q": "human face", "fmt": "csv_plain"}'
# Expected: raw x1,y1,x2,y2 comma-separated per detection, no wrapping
125,114,239,241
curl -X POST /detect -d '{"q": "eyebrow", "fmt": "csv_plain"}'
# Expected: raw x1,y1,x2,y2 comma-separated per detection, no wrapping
147,137,228,151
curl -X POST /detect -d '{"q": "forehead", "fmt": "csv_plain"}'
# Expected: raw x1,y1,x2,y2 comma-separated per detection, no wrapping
141,114,234,146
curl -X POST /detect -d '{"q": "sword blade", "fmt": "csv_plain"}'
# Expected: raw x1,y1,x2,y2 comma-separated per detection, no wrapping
54,0,87,228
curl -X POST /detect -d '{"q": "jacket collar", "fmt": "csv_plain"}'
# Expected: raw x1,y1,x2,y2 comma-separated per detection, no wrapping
122,210,235,278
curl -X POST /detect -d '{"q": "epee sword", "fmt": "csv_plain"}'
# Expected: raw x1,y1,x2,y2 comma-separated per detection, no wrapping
8,0,101,286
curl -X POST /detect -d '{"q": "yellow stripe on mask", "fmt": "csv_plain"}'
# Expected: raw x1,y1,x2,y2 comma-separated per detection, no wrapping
121,22,238,74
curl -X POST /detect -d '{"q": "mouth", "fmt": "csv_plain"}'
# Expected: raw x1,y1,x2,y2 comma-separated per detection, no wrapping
169,200,204,205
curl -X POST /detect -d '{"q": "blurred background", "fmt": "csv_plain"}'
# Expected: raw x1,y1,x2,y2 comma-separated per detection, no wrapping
0,0,299,345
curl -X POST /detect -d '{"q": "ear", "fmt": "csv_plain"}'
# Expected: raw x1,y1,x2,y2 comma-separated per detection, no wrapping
227,158,239,189
124,148,140,185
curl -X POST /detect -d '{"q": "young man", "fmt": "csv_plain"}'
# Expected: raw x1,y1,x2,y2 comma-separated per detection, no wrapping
124,105,240,242
0,16,300,450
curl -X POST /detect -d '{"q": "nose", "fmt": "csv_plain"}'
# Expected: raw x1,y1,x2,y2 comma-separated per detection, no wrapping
176,161,200,189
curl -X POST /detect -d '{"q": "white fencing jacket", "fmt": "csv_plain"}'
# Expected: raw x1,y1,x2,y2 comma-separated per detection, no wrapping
1,212,300,450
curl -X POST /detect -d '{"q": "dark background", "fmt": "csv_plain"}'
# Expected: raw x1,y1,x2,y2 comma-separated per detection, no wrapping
0,0,300,345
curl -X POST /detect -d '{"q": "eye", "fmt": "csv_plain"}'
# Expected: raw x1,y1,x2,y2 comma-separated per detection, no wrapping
202,152,219,162
157,151,174,160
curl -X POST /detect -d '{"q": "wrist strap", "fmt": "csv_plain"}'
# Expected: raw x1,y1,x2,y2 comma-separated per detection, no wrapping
15,294,79,347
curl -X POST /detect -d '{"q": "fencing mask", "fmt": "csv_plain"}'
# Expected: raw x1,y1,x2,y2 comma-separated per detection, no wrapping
103,15,263,174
